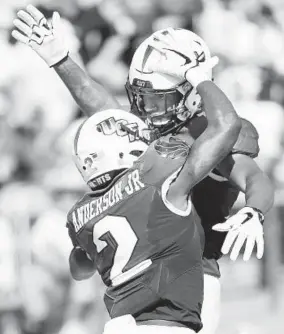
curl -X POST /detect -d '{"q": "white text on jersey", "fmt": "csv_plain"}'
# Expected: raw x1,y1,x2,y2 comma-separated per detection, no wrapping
72,169,145,232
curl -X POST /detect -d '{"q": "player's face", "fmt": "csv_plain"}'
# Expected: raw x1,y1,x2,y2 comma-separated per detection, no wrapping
137,91,181,127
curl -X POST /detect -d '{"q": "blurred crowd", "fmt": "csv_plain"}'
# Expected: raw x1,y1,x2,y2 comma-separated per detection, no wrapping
1,0,284,333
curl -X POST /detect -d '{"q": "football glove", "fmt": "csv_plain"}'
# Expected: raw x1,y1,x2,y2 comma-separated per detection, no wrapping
12,4,68,67
212,207,264,261
148,28,219,87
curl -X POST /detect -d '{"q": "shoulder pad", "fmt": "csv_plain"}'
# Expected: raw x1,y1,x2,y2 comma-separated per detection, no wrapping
232,118,259,157
154,135,189,159
67,193,89,222
135,135,189,187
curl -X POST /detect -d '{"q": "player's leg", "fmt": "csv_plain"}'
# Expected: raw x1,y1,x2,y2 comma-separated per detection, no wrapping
103,315,196,334
199,274,221,334
103,315,136,334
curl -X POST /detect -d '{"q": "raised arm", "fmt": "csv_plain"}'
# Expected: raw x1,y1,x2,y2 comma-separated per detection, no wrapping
53,56,120,116
12,5,120,117
147,29,241,211
167,80,241,210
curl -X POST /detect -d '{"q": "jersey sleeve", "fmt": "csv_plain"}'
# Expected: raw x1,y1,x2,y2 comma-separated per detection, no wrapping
231,118,260,158
135,135,189,188
188,116,260,158
66,202,82,247
66,219,79,247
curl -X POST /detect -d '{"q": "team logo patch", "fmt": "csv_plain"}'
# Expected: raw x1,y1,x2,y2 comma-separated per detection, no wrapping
97,117,139,142
154,136,189,159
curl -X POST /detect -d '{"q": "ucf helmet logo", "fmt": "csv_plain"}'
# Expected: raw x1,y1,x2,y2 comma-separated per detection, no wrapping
97,117,139,142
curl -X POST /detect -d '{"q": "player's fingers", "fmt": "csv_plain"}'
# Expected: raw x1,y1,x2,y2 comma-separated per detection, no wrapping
29,33,44,45
206,56,219,69
17,10,37,27
148,40,167,55
212,214,242,232
26,4,47,26
33,25,51,38
256,234,264,260
161,28,176,44
51,11,61,31
13,19,32,37
230,232,247,261
243,236,255,261
212,222,232,232
148,60,166,73
221,229,239,255
152,33,171,46
11,30,29,44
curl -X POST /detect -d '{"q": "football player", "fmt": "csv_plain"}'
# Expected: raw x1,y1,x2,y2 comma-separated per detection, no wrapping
12,6,273,334
124,28,274,333
66,75,240,334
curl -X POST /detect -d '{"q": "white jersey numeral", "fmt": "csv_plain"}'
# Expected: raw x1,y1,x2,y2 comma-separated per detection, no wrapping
93,215,138,282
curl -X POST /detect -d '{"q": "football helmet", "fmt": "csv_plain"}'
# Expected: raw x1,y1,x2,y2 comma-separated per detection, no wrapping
125,28,212,137
73,109,148,190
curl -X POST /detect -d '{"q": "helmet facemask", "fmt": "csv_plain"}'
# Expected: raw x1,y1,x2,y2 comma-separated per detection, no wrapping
125,78,197,140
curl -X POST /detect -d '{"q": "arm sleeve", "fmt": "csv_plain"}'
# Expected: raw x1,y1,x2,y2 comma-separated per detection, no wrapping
188,116,260,158
231,118,260,158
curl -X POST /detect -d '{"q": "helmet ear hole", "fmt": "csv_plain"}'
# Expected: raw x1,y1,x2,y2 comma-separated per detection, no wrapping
119,152,124,159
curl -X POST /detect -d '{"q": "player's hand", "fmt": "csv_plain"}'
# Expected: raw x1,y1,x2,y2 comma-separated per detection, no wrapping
212,207,264,261
148,28,219,87
12,4,68,67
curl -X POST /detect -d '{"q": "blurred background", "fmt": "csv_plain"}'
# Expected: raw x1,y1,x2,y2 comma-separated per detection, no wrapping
0,0,284,333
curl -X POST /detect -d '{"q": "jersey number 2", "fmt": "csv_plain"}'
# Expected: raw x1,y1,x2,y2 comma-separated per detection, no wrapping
93,215,138,283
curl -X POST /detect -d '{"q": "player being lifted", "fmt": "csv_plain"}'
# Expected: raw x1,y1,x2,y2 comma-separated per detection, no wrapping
12,5,274,334
123,28,274,333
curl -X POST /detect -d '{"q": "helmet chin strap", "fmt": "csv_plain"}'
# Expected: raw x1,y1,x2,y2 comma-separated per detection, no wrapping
159,117,190,137
124,83,197,144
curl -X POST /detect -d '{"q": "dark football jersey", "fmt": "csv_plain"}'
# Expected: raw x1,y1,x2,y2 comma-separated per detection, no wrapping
186,115,260,277
67,136,204,331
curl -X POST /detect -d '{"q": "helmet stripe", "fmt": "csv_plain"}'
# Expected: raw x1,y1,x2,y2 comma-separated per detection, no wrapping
74,118,88,155
141,45,154,72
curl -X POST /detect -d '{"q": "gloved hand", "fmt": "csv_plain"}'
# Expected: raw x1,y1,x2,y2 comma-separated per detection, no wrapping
212,207,264,261
12,4,68,67
148,27,218,87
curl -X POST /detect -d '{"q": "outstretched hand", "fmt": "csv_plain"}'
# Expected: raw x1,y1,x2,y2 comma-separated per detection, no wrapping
12,4,68,67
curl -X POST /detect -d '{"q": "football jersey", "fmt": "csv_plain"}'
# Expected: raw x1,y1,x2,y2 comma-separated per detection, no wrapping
66,136,204,332
186,115,260,277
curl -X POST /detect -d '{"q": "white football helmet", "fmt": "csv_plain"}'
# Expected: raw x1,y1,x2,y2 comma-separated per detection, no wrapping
73,109,148,190
125,28,212,137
